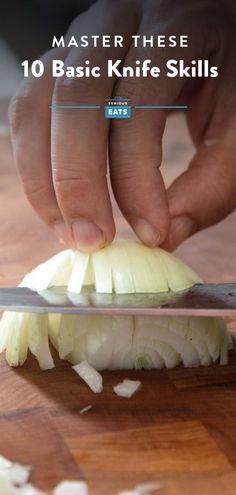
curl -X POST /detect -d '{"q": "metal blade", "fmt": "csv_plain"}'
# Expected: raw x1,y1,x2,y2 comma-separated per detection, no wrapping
0,284,235,317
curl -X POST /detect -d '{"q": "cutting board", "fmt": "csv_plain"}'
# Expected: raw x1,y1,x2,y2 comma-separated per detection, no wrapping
0,113,236,495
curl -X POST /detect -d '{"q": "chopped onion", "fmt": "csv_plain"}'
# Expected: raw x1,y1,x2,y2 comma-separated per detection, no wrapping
119,491,140,495
28,314,54,370
0,458,31,486
134,482,161,494
0,456,34,495
79,405,92,414
5,464,31,486
72,361,103,393
0,456,12,469
118,481,161,495
0,473,15,495
53,480,89,495
114,379,141,398
0,454,87,494
16,485,45,495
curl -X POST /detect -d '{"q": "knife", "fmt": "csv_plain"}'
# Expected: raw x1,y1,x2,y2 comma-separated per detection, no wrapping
0,283,235,317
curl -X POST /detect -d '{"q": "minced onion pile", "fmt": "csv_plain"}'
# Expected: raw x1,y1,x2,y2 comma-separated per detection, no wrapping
0,240,231,371
0,453,161,494
0,454,89,494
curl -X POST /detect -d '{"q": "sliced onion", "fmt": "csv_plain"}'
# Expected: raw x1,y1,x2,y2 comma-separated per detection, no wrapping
67,252,89,294
118,481,161,495
92,249,112,293
79,405,92,414
107,243,135,294
28,314,54,370
0,473,15,495
4,462,31,486
20,250,73,291
72,361,103,393
155,248,201,292
113,379,141,398
53,480,89,495
16,485,45,495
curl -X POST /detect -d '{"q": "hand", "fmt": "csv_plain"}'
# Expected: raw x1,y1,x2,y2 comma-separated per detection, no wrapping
9,0,236,252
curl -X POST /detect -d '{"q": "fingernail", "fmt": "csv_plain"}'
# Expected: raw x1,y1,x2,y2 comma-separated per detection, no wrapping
131,218,161,247
169,216,196,250
54,221,70,246
72,219,105,252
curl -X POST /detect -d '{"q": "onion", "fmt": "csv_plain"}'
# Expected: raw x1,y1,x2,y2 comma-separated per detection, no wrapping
79,405,92,414
0,456,37,495
113,379,141,398
0,240,230,371
118,481,161,494
0,456,31,487
0,455,90,495
16,485,44,495
53,481,89,495
18,240,201,295
72,361,103,393
0,473,16,495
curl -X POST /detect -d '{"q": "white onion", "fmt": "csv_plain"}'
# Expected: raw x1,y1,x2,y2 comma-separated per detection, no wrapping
0,473,16,495
79,405,92,414
0,240,230,371
16,485,44,495
113,379,141,398
67,252,89,294
72,361,103,393
53,480,89,495
118,481,161,495
18,240,201,295
0,458,31,487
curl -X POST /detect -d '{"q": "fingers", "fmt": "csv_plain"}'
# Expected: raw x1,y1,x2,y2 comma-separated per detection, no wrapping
9,0,139,251
110,106,169,246
109,46,184,247
168,56,236,251
9,50,70,241
50,2,140,251
51,59,114,252
168,135,236,251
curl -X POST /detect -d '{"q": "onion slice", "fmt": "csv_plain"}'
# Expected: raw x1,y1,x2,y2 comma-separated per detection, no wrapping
118,481,161,495
53,480,89,495
113,379,141,398
72,361,103,393
0,456,31,487
67,252,89,294
16,485,45,495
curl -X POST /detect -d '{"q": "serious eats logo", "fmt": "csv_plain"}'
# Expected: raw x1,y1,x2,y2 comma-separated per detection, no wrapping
105,97,131,119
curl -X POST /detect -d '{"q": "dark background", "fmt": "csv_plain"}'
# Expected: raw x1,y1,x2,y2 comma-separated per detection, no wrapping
0,0,96,60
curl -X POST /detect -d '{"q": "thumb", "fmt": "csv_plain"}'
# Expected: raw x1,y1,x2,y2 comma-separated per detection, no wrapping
167,139,236,251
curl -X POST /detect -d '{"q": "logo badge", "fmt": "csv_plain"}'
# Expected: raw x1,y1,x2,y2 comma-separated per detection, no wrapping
105,96,131,119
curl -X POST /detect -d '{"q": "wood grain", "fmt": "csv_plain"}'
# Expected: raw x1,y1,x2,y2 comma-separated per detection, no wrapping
0,113,236,494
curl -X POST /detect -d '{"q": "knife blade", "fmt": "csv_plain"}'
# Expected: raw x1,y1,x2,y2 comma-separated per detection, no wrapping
0,283,235,317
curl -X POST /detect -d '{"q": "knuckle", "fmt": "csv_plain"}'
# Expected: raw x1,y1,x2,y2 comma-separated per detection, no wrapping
9,86,35,134
54,177,90,213
114,78,139,102
54,72,104,103
53,173,89,201
24,181,53,205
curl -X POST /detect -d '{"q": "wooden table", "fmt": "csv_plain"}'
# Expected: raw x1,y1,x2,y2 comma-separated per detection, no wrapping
0,113,236,494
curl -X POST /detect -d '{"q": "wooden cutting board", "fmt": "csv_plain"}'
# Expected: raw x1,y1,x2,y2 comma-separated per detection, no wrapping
0,113,236,495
